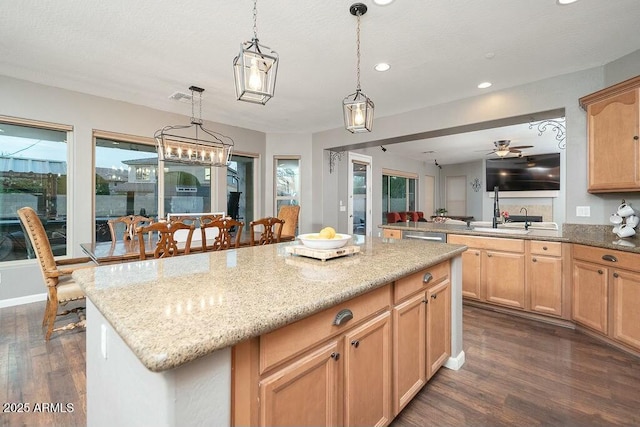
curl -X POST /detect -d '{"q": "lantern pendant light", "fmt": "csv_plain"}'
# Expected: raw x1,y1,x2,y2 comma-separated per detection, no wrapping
233,0,279,105
343,3,374,133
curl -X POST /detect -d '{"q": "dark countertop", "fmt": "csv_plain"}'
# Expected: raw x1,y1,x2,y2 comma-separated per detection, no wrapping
380,222,640,254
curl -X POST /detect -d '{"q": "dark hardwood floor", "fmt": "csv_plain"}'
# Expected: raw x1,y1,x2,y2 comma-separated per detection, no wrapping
2,302,639,427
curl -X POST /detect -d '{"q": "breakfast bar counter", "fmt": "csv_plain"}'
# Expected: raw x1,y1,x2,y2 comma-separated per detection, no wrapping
73,236,466,427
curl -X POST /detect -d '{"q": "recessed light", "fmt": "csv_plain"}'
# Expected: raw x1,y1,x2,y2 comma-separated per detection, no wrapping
478,82,492,89
373,0,395,5
374,63,390,72
557,0,578,4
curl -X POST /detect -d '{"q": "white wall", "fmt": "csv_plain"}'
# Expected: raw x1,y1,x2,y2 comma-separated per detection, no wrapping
0,75,266,302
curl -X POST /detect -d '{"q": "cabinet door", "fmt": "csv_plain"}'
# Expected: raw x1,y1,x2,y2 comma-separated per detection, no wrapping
484,250,526,309
260,341,341,427
460,248,482,300
392,293,426,414
528,254,563,316
611,269,640,351
344,312,392,427
572,261,608,334
588,88,640,192
426,279,451,380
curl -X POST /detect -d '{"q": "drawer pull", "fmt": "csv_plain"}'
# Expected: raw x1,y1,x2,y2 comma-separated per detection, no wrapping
351,340,360,348
598,269,603,275
330,352,340,361
602,254,618,262
542,246,548,251
613,272,619,278
333,309,353,326
423,272,433,284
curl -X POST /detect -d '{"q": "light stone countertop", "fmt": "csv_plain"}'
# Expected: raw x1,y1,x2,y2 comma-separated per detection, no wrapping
73,236,466,372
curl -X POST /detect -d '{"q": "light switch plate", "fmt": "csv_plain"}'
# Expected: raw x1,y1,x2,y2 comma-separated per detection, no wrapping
576,206,591,217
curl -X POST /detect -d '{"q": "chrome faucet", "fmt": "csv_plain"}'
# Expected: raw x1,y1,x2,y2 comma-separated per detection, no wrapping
492,186,500,228
520,207,530,230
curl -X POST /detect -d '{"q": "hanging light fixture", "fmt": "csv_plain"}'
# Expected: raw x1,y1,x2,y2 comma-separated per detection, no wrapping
233,0,279,105
343,3,374,133
155,86,234,167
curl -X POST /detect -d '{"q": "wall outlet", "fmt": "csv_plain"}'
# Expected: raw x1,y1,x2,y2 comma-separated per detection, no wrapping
340,205,346,212
576,206,591,217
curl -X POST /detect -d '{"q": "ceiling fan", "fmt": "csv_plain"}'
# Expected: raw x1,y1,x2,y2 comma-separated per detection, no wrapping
486,140,533,157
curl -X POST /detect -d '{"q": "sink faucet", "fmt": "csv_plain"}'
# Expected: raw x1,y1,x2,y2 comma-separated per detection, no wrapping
520,207,530,230
492,186,500,228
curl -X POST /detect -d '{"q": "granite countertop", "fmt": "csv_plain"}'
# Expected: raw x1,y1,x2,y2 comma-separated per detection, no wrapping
72,236,466,372
380,222,640,254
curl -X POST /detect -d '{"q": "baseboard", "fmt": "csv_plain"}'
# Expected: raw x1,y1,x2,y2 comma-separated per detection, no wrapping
0,293,47,308
463,300,575,329
444,350,465,370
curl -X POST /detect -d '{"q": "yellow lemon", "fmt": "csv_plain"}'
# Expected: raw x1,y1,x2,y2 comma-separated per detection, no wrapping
319,226,336,239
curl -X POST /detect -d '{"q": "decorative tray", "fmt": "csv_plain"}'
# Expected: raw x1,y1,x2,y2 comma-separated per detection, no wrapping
285,244,361,261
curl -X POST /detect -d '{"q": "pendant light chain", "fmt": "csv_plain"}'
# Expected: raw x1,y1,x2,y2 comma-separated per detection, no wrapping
253,0,258,40
356,13,361,91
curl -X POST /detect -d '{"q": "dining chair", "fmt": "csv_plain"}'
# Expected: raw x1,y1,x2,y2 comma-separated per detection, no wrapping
17,207,92,340
277,205,300,238
249,217,284,246
135,220,195,260
107,215,153,242
201,217,244,251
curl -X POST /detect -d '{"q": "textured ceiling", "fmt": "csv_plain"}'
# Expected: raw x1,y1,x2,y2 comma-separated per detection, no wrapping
2,0,640,141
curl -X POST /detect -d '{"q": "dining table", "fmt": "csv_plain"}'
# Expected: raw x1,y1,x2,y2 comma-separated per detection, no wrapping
80,233,295,264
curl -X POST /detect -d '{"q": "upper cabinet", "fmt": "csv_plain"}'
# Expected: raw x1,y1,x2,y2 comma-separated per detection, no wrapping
580,75,640,193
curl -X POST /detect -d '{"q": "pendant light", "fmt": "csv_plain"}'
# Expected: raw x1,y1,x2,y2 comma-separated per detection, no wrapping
233,0,279,105
343,3,374,133
155,86,234,167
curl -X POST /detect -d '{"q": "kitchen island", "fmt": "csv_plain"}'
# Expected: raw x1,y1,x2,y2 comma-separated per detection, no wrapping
73,236,466,427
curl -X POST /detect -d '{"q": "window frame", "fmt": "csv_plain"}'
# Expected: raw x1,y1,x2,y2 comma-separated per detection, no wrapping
273,155,301,215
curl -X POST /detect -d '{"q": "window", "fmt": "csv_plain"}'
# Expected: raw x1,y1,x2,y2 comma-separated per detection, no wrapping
228,154,256,224
274,156,300,214
0,119,71,262
382,170,417,223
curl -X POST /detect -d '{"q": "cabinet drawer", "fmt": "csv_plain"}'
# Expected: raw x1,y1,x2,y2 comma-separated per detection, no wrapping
530,240,562,257
260,284,391,373
448,234,525,252
394,261,449,303
573,244,639,271
383,228,402,239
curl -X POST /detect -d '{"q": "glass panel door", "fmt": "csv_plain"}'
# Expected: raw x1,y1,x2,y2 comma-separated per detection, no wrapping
348,152,372,236
227,155,255,225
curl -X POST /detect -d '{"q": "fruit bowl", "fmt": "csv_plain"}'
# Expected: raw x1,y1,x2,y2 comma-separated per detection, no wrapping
297,233,351,250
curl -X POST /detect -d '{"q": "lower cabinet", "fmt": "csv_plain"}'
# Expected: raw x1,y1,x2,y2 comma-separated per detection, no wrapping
572,244,640,353
232,261,453,427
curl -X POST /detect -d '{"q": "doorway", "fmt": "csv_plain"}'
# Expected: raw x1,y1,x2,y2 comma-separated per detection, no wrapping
348,152,372,236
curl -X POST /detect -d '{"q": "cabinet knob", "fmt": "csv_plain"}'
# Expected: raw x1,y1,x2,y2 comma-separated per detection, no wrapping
613,272,619,278
431,294,437,300
542,246,548,251
422,299,428,304
598,269,603,275
475,252,480,256
634,135,639,141
330,352,340,360
532,258,537,263
487,254,492,257
351,340,360,348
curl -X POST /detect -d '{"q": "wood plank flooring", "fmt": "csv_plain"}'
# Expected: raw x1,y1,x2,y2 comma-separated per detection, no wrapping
1,302,639,426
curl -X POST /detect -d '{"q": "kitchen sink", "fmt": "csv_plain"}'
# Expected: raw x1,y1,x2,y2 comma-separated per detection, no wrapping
472,227,531,235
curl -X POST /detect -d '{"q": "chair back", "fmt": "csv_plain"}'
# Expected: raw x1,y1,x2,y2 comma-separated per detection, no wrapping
17,207,58,287
277,205,300,237
201,217,244,251
107,215,153,242
136,220,195,260
250,217,284,246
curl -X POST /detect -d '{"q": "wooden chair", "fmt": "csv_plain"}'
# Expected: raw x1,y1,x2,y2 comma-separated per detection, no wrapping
249,217,284,246
107,215,153,242
201,217,244,251
277,205,300,238
17,207,92,340
135,220,195,260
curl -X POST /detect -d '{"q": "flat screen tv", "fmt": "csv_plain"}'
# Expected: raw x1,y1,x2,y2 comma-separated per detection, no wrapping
486,153,560,192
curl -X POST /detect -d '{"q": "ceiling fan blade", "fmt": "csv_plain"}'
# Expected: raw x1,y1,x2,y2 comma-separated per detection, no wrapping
509,149,522,153
510,145,533,149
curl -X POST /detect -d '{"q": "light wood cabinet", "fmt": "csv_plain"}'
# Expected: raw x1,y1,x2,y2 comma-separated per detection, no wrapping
382,228,402,239
572,244,640,353
528,241,563,316
392,263,450,414
459,248,481,300
484,249,526,309
579,75,640,193
344,312,392,427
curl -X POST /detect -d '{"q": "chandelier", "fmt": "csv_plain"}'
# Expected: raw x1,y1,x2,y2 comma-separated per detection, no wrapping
343,3,374,133
233,0,279,105
155,86,234,167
